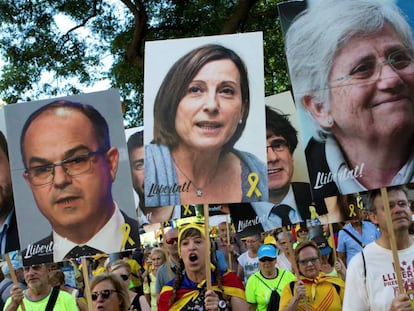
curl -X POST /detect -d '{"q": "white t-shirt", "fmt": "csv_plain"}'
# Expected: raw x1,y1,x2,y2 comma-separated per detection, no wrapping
237,251,259,284
343,241,414,311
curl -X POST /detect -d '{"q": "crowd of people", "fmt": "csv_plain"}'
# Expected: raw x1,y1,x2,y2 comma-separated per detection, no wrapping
0,0,413,310
1,183,411,311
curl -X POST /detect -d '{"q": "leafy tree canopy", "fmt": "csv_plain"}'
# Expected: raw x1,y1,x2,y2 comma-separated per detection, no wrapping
0,0,290,127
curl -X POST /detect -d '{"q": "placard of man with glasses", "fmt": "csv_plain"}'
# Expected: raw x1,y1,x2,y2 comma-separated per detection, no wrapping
5,90,139,265
230,104,327,234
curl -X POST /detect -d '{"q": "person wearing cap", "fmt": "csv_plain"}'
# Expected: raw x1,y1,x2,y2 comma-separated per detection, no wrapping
158,223,248,311
279,240,345,311
92,253,109,277
292,224,309,249
0,260,25,309
245,243,295,311
312,236,346,280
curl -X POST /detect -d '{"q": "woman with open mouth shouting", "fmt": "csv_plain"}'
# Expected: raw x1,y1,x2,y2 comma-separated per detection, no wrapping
158,223,249,311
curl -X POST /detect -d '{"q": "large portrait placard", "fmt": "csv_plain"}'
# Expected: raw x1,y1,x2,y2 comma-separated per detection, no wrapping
143,32,268,207
5,89,139,264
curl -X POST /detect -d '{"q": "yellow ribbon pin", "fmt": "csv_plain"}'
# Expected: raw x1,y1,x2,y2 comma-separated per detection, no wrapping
120,223,135,249
348,203,357,217
246,173,262,198
183,204,193,216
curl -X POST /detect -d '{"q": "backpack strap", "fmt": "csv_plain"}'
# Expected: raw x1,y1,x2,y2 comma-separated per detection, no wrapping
275,270,286,291
254,274,272,290
361,250,366,278
342,228,365,248
45,286,60,311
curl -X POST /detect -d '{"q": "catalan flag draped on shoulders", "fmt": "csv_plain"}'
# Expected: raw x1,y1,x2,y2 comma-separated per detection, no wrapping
158,269,245,311
279,272,345,311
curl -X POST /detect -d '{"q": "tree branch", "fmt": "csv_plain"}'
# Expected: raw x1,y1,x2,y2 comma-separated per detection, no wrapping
221,0,259,34
58,0,101,49
121,0,148,69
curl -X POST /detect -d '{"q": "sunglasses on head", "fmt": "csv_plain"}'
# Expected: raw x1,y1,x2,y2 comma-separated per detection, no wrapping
166,237,178,245
91,289,117,301
259,257,275,262
119,274,130,281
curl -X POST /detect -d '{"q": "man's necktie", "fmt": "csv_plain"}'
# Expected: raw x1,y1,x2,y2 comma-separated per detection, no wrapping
64,245,103,259
271,204,293,227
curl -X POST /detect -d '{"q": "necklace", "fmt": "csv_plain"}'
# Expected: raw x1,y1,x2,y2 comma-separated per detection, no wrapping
172,156,218,197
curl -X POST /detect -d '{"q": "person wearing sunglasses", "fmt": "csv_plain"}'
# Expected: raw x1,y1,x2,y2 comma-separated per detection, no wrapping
4,263,78,311
158,223,248,311
90,272,130,311
107,260,150,311
285,0,414,202
245,243,295,311
279,241,345,311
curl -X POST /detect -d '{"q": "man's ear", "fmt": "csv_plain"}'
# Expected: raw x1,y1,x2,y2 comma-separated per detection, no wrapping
368,212,378,225
302,95,334,129
106,147,119,182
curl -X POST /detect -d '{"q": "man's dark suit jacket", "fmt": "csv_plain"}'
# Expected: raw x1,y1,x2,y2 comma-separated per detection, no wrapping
229,182,328,237
22,211,140,266
5,208,20,253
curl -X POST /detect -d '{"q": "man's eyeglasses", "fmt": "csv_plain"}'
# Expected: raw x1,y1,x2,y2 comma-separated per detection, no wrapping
91,289,118,301
298,257,319,266
266,139,289,153
259,257,275,262
24,150,106,186
330,48,414,86
165,237,178,245
389,200,410,209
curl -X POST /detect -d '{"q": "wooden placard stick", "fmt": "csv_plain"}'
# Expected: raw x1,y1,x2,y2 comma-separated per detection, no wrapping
381,187,404,294
282,226,299,276
81,257,93,311
4,253,26,311
226,214,232,271
328,223,337,263
203,204,212,290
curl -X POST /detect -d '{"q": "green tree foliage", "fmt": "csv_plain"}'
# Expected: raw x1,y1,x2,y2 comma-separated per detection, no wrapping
0,0,290,127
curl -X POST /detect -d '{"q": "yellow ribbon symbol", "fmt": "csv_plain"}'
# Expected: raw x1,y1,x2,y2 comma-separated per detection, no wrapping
246,173,262,198
183,204,193,216
357,194,363,209
348,203,357,217
120,223,135,249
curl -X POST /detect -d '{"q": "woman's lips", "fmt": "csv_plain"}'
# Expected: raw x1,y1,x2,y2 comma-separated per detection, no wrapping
371,95,409,108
